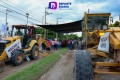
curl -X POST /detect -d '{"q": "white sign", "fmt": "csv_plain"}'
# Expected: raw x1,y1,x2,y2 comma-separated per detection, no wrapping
0,24,7,37
97,32,109,53
5,39,22,58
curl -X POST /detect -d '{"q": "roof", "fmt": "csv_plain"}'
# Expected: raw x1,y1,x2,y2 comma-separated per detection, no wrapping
86,13,111,16
37,20,83,33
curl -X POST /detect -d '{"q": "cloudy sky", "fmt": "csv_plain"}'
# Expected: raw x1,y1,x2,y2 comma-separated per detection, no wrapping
0,0,120,36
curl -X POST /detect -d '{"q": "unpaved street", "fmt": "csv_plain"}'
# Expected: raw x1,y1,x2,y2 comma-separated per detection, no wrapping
0,50,75,80
39,50,75,80
1,49,119,80
0,50,54,80
0,55,42,80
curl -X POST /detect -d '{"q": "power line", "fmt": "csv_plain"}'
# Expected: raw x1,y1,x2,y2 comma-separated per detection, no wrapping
1,0,43,17
0,10,29,22
6,0,43,19
0,0,42,23
0,5,42,23
8,0,52,23
0,10,34,24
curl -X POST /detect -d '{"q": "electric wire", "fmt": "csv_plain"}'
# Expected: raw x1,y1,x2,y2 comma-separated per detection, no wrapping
0,10,34,24
0,5,42,23
0,0,42,23
6,0,43,20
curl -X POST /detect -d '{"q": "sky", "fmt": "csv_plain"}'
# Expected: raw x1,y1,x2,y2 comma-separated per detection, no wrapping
0,0,120,37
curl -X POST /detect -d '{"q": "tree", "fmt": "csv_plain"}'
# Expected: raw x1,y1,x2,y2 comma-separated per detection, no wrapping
65,34,78,40
35,27,78,40
109,21,120,27
47,30,56,39
109,24,114,27
113,21,119,27
35,27,44,34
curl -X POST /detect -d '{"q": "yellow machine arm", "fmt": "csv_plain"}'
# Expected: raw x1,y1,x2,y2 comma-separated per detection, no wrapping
36,34,49,48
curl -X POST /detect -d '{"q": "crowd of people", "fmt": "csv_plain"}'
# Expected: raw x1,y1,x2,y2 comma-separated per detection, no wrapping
46,38,65,50
67,39,78,50
40,38,79,51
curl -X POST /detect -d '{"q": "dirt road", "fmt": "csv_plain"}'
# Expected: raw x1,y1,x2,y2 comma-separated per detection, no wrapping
0,50,75,80
0,50,53,80
39,50,75,80
1,49,118,80
0,56,41,80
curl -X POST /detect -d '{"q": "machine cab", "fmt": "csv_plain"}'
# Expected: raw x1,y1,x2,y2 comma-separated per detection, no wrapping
11,25,36,48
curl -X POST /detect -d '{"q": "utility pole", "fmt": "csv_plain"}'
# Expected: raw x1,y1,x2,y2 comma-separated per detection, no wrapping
56,17,62,39
42,16,44,25
44,7,52,39
6,9,8,27
6,9,12,29
26,13,29,26
88,9,89,14
6,9,12,37
44,7,47,39
26,13,29,35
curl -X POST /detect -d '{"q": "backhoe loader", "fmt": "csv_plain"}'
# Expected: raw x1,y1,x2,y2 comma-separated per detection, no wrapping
0,25,39,72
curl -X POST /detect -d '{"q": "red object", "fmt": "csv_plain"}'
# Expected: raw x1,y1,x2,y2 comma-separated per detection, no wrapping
48,40,52,47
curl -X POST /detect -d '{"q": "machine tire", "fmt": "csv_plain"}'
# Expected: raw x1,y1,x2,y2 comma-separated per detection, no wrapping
11,50,24,66
75,50,93,80
30,45,39,60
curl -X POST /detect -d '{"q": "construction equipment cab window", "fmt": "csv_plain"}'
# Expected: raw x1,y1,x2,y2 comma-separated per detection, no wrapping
11,25,36,48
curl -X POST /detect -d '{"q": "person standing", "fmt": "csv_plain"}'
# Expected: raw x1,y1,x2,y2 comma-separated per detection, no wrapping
78,38,84,50
48,40,52,50
51,39,54,49
54,38,58,50
68,39,72,50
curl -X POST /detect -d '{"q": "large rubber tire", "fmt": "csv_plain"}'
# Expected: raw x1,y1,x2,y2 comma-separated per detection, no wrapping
75,50,93,80
11,50,24,66
30,45,39,60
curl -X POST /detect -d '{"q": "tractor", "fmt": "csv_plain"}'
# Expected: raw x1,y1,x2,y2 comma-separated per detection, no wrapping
0,25,39,72
75,13,120,80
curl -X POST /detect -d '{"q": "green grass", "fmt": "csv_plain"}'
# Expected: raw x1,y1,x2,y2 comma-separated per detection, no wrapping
4,48,68,80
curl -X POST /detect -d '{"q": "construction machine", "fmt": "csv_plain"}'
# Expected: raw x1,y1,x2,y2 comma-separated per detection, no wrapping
75,13,120,80
0,25,40,72
36,34,50,50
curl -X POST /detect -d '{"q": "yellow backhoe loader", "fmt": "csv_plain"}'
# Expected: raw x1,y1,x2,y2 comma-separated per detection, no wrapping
0,25,39,72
